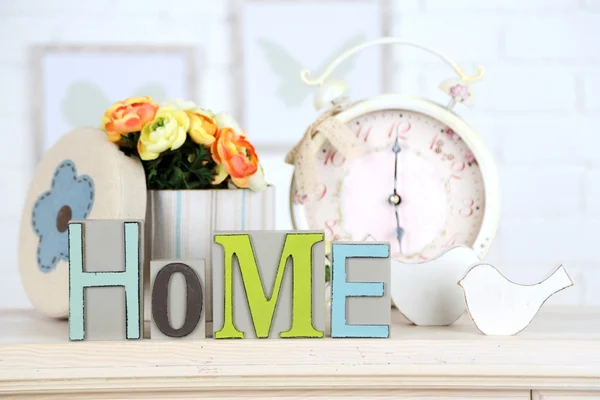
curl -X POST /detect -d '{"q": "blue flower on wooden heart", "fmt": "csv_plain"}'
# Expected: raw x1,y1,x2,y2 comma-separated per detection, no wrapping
31,160,95,273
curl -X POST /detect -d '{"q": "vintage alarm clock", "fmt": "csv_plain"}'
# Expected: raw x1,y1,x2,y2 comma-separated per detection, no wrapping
286,38,500,262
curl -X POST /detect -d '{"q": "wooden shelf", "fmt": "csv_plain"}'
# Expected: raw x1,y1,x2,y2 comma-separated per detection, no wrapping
1,307,600,398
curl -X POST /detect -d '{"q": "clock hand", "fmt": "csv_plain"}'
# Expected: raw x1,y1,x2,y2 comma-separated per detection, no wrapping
393,203,403,251
388,132,404,253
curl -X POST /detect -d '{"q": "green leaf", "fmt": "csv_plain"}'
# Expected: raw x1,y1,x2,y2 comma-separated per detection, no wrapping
110,133,229,190
185,180,203,189
168,166,183,186
136,136,224,190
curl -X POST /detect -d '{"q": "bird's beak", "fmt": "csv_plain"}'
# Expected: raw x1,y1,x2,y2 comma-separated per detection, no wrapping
457,279,463,287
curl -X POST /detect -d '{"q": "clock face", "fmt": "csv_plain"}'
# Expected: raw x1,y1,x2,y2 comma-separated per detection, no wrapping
292,108,486,262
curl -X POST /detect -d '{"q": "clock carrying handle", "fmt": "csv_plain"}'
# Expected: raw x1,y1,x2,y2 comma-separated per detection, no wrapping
300,37,485,86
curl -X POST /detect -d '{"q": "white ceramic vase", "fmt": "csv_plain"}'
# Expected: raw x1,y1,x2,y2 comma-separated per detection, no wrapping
390,246,482,326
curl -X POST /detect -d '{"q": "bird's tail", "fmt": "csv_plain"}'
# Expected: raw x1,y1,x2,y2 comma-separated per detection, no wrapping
541,265,573,294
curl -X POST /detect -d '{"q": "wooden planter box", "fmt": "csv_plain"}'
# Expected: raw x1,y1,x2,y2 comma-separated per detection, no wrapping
144,186,276,324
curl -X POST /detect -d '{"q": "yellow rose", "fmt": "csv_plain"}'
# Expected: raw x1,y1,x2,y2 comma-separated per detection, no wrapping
187,111,217,145
162,99,217,145
137,106,189,161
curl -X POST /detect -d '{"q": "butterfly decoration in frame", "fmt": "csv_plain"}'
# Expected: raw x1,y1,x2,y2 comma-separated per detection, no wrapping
33,45,196,160
257,32,368,108
60,81,168,129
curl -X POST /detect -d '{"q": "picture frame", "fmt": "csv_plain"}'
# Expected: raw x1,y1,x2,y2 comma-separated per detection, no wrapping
231,0,393,152
31,45,197,162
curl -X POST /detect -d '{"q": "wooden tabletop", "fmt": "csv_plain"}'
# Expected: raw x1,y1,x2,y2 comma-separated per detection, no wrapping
1,306,600,395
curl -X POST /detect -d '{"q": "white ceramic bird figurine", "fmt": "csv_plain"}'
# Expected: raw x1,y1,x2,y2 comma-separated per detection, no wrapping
458,264,574,336
390,246,482,326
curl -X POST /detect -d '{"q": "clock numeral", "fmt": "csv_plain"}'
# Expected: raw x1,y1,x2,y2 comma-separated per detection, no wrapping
323,149,346,167
291,191,307,205
452,161,466,172
388,121,412,139
398,122,411,139
458,199,475,217
459,209,474,217
313,184,328,202
291,184,327,204
355,125,372,143
450,161,466,180
429,135,444,151
387,122,396,138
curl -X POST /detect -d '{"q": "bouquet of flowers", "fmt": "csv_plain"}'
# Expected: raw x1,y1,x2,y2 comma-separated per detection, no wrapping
99,97,267,191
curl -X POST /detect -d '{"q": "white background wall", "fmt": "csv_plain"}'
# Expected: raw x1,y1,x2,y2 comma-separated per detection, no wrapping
1,0,599,308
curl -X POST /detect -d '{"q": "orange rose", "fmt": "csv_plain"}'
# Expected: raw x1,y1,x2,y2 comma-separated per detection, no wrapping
211,128,266,190
211,127,257,177
101,97,159,142
209,112,268,191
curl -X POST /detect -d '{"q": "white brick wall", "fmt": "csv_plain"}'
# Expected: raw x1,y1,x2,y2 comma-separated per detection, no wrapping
583,73,600,112
423,0,576,10
581,0,600,12
500,117,590,164
500,166,584,216
504,14,600,60
389,0,600,307
1,0,599,309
